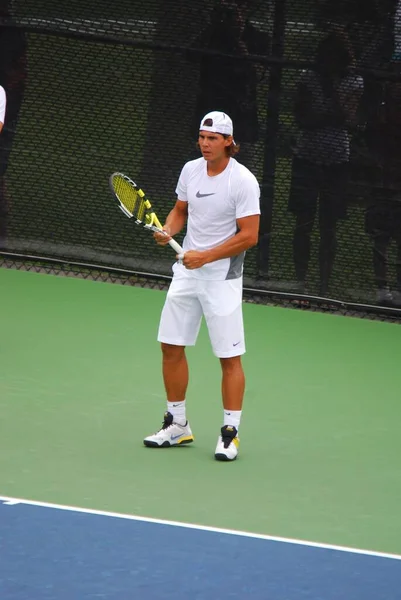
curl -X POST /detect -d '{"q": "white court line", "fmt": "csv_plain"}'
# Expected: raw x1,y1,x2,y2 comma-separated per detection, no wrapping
1,494,400,562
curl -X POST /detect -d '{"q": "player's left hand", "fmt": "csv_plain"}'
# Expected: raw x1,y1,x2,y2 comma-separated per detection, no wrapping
179,250,209,270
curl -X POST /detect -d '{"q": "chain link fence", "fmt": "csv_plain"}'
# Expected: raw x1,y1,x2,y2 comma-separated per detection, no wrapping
1,0,401,320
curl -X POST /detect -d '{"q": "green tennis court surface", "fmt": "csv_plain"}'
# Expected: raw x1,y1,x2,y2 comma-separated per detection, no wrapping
1,267,400,556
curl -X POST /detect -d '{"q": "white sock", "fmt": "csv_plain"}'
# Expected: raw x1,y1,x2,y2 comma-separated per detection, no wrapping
167,400,186,426
223,409,241,432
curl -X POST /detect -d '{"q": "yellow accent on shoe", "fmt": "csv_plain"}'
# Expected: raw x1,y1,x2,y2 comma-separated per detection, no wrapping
176,435,194,444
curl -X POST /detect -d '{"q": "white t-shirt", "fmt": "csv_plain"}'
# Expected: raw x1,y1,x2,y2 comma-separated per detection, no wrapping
173,157,260,280
0,86,6,125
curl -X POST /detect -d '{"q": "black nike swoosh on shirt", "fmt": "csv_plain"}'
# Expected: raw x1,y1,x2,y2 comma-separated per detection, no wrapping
196,191,216,198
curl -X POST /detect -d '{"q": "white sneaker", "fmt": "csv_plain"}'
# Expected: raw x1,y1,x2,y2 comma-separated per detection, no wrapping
214,425,240,461
143,411,194,448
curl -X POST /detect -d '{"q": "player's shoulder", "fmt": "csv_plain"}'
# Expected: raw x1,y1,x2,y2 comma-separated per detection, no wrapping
230,158,259,186
181,157,204,174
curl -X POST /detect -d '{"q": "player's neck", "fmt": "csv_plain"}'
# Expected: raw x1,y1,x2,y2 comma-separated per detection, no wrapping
206,155,230,177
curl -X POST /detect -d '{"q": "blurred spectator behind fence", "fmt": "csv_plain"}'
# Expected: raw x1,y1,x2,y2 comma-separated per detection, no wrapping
0,0,27,247
288,31,364,297
188,0,270,173
335,0,401,306
364,73,401,307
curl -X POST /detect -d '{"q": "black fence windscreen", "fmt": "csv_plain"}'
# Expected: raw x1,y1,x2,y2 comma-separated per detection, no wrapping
1,0,401,310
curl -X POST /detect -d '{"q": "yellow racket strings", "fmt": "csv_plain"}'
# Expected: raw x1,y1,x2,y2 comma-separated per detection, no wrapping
113,175,162,227
113,175,146,219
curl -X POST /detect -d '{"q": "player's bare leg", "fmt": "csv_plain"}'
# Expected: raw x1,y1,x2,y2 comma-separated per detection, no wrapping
161,343,188,401
215,356,244,461
143,343,193,448
220,356,245,410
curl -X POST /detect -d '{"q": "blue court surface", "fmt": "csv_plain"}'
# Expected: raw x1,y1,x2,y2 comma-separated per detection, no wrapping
1,496,400,599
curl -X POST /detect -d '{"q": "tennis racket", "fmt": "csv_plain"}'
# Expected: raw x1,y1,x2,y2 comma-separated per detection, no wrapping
109,172,184,258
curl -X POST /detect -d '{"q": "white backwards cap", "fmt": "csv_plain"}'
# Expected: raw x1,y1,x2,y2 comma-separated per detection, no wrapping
199,111,234,136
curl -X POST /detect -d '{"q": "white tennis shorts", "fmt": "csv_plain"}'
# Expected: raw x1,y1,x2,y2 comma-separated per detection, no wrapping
157,276,245,358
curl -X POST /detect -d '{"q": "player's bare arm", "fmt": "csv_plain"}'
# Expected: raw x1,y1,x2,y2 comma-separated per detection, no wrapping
153,199,188,246
183,214,260,270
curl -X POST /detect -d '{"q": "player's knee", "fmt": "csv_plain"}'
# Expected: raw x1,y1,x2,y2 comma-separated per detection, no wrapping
220,356,242,372
161,343,185,362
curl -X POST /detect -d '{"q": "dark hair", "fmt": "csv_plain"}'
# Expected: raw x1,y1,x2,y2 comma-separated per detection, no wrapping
223,135,240,157
196,134,240,157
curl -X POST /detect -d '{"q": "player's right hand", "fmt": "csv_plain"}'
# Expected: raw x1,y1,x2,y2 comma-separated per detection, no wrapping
153,226,172,246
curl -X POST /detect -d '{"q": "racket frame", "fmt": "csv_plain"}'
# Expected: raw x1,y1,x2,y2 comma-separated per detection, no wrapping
110,172,184,258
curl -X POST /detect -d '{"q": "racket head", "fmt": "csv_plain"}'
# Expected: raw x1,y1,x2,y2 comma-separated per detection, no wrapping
109,172,184,258
109,172,156,225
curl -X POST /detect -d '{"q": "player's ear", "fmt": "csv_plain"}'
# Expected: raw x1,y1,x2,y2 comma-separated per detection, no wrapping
224,135,233,147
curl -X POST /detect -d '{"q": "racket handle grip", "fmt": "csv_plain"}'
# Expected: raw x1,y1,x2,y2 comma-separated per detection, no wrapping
150,222,184,260
168,237,184,258
152,218,184,258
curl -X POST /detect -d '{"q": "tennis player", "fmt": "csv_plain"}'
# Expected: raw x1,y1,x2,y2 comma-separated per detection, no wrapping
144,111,260,461
0,85,6,133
